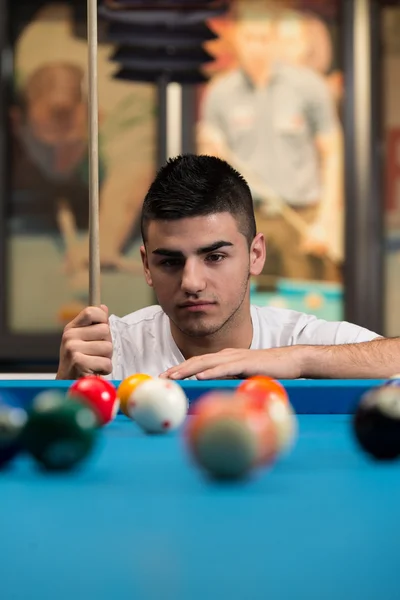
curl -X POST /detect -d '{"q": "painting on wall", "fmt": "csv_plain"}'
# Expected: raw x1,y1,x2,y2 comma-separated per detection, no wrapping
6,2,157,334
197,0,344,320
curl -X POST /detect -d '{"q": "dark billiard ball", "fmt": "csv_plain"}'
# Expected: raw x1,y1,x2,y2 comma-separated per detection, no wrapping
0,397,28,469
23,391,98,472
384,375,400,387
353,386,400,460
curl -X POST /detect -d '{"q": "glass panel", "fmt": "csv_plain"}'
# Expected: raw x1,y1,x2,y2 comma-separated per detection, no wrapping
7,3,156,333
197,0,344,321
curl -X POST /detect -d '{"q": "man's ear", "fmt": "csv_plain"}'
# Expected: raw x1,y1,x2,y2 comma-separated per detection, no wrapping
249,233,266,277
140,244,153,287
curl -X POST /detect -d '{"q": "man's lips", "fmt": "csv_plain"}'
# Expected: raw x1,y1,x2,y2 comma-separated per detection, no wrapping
178,301,216,309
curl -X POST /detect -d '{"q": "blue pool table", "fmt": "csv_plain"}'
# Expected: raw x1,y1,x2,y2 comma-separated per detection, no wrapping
1,379,400,600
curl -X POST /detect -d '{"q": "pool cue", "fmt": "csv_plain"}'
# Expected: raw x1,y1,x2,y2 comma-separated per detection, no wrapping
222,149,343,264
87,0,101,306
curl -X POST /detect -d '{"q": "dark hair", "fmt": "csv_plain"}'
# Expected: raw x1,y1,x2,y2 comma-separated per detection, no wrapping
141,154,256,247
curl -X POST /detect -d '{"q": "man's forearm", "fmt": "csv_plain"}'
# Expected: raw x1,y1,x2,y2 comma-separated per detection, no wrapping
299,338,399,379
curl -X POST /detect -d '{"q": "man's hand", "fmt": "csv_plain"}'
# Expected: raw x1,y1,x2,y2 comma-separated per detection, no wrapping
64,243,143,275
160,347,304,381
56,305,113,380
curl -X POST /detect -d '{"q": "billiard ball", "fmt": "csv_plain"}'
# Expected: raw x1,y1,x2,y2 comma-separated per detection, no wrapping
266,398,298,455
185,394,258,480
128,378,188,434
185,392,278,479
68,376,119,425
353,386,400,460
237,376,289,409
190,416,259,480
23,391,98,471
0,395,28,469
384,375,400,387
117,373,152,417
237,377,296,455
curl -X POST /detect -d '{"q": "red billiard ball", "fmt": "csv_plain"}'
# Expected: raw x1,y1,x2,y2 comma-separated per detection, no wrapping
68,376,119,426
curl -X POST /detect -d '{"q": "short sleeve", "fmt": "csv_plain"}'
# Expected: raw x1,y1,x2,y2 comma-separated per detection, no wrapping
302,72,338,136
200,81,226,133
109,315,122,380
289,313,381,346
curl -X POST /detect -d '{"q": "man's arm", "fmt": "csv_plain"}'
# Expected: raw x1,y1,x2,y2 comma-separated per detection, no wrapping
314,126,343,225
302,73,344,259
160,338,400,381
300,337,398,379
63,166,152,274
97,165,153,261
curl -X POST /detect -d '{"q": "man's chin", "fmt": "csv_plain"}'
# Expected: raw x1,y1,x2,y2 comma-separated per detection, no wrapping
174,318,222,338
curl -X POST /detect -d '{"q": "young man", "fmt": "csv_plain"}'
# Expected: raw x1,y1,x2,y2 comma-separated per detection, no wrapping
57,154,396,382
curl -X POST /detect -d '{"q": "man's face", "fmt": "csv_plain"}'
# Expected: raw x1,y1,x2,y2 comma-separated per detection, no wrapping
27,95,87,147
14,66,88,177
234,18,276,74
141,213,265,338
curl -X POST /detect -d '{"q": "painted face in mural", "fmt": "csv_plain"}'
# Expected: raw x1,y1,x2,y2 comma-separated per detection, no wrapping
233,16,277,81
13,63,88,180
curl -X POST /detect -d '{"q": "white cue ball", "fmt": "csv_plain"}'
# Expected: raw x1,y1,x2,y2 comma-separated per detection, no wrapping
128,378,189,434
268,398,298,455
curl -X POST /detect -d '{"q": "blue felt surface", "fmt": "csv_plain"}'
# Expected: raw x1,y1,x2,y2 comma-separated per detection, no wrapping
1,415,400,600
0,379,388,414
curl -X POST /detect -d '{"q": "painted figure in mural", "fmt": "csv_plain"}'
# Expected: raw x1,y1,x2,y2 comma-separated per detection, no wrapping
198,0,343,282
10,62,151,280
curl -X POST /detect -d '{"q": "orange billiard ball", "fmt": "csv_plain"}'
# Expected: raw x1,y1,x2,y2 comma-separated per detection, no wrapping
117,373,152,417
237,377,297,456
237,376,288,411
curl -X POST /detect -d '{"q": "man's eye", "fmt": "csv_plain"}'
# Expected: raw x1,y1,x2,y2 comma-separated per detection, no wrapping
206,254,225,263
160,259,182,267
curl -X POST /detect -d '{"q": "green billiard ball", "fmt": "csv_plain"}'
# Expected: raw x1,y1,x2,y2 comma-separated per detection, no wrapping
23,391,98,472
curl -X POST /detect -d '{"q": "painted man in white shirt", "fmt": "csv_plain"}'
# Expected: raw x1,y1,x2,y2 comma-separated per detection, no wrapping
57,155,396,382
198,2,343,281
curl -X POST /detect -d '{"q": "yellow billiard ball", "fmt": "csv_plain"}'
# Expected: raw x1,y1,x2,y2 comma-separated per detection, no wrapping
117,374,152,417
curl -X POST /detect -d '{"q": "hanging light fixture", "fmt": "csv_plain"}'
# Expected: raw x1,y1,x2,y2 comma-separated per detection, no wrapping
98,0,229,83
97,0,229,161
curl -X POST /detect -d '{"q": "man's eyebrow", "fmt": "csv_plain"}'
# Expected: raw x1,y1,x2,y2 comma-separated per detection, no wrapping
152,241,234,257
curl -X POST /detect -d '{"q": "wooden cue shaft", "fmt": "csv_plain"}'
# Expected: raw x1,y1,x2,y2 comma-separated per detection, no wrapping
87,0,101,306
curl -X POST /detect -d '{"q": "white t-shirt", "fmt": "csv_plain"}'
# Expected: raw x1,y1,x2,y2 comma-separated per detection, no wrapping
109,304,379,380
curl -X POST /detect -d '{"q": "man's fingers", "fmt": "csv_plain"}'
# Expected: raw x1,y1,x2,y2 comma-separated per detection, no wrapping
166,355,230,380
72,354,112,377
67,306,109,329
64,340,113,359
63,323,111,342
196,363,245,380
100,304,109,320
